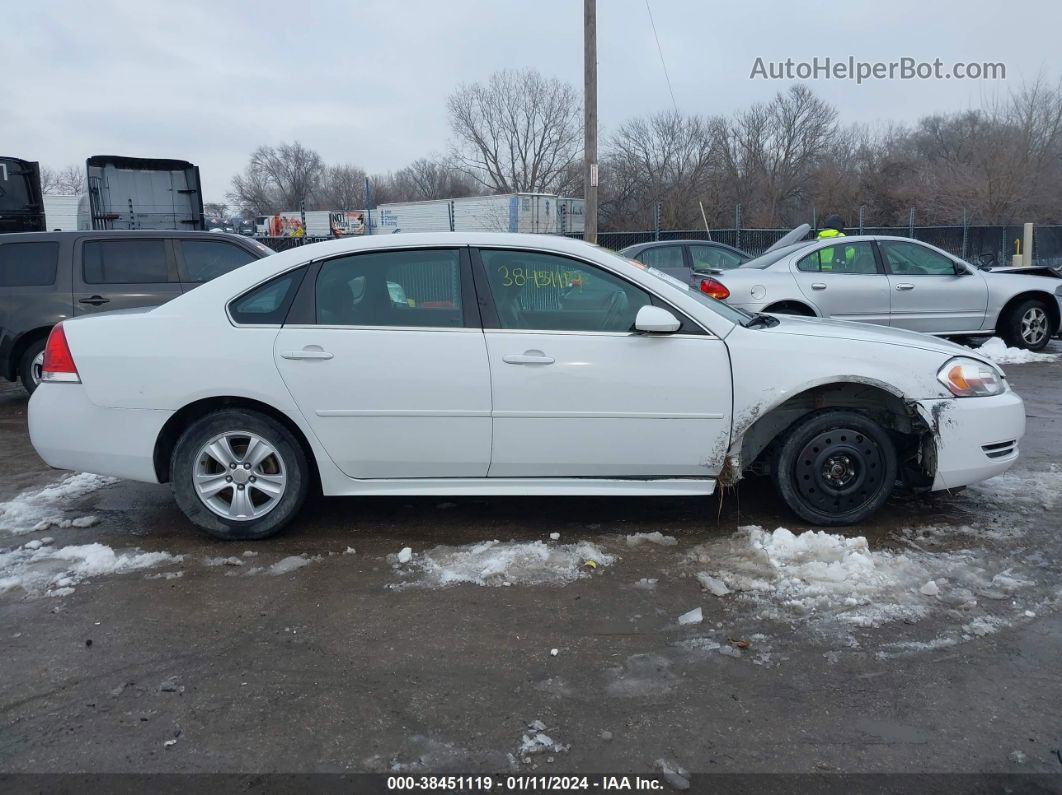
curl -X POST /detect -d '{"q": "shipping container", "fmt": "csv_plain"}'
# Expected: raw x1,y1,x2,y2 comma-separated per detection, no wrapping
80,155,205,231
42,195,80,231
255,210,366,237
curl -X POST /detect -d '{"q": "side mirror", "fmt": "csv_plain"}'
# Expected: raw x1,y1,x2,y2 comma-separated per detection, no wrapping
634,305,681,334
954,264,973,276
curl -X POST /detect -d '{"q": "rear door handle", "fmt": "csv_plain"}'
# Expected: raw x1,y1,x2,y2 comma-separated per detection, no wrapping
281,348,334,360
895,283,915,291
811,282,826,290
79,295,110,306
502,352,555,365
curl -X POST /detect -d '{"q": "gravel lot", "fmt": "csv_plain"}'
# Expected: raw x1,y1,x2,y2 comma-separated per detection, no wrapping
1,349,1060,779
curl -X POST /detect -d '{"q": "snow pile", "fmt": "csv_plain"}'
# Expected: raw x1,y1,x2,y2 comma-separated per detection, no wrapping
395,539,614,588
965,466,1062,514
625,532,678,547
0,541,181,598
974,337,1059,365
0,473,118,534
686,525,1032,629
518,720,570,760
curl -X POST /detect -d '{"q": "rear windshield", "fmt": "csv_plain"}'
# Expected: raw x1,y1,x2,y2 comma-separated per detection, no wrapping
739,242,811,269
0,241,59,286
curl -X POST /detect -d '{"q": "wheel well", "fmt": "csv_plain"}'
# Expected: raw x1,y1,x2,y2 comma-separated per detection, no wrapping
763,300,817,317
734,382,934,488
153,396,321,490
996,291,1060,334
8,326,52,381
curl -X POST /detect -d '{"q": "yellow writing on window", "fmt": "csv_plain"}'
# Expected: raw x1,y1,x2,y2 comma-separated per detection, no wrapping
497,265,583,289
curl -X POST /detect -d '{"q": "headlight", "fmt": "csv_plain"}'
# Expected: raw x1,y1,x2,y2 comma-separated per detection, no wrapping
937,357,1005,397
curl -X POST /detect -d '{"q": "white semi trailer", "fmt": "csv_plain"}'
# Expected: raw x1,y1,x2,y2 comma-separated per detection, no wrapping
371,194,584,235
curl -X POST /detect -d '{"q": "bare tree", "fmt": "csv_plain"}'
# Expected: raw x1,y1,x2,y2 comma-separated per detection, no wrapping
227,141,324,213
40,164,85,195
447,69,582,193
315,164,367,210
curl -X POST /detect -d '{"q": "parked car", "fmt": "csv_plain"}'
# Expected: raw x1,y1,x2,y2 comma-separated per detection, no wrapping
29,233,1024,539
619,240,750,286
700,235,1062,350
0,230,274,394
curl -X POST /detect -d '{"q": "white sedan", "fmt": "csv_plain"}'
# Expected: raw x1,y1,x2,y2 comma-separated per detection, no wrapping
28,233,1025,540
701,235,1062,350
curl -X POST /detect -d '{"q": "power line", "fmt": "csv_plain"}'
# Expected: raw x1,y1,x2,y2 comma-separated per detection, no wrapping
645,0,678,112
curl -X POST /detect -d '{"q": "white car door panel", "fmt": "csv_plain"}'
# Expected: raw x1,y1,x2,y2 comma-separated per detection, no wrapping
485,332,731,477
475,247,732,479
272,247,492,479
790,241,891,324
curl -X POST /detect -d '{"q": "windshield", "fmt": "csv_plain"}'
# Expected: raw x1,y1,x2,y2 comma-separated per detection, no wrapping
595,246,753,325
738,242,811,270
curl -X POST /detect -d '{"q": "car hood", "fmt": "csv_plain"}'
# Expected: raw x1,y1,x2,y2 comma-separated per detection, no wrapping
755,314,984,360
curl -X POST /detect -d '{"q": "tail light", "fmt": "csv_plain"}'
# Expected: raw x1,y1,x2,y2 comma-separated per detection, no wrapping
699,276,730,300
41,323,80,383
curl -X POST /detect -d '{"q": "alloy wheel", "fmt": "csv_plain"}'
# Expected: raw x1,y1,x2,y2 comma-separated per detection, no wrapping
193,431,287,520
31,351,44,386
1021,307,1049,346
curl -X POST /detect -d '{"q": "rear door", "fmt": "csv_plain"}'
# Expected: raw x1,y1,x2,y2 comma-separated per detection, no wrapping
878,240,988,333
629,244,690,285
73,237,181,315
273,247,492,479
689,243,747,273
790,240,891,325
176,237,259,289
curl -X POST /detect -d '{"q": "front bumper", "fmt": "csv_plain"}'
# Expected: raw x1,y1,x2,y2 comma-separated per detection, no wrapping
917,390,1026,491
29,384,171,483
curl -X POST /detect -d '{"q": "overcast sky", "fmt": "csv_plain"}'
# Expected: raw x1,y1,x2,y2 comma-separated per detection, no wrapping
4,0,1058,202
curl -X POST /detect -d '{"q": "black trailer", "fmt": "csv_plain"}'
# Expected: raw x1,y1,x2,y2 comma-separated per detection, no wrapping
0,157,45,234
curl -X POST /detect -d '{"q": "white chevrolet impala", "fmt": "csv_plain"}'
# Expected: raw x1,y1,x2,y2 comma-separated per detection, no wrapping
28,233,1025,540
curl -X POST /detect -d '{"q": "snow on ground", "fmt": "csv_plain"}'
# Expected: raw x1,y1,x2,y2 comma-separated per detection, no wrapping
686,524,1036,633
0,473,118,534
964,465,1062,514
393,540,614,588
0,540,181,598
974,337,1059,365
625,531,678,547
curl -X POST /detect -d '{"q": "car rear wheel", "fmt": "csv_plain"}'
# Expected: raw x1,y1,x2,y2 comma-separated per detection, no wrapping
171,409,309,540
1000,298,1053,351
772,409,897,526
19,340,46,396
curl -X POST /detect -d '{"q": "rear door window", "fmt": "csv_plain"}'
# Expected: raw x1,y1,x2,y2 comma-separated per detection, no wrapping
229,268,305,325
0,241,59,286
633,245,685,270
179,240,257,283
83,239,171,283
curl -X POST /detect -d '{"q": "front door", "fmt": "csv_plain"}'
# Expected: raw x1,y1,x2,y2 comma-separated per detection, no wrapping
878,240,988,333
474,247,732,478
273,247,492,479
73,237,181,315
790,240,892,325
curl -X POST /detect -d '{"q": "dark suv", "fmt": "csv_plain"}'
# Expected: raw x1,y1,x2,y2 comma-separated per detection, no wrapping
0,230,273,393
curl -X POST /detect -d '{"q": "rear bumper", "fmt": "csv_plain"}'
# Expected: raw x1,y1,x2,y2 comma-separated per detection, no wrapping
917,390,1026,491
28,384,170,483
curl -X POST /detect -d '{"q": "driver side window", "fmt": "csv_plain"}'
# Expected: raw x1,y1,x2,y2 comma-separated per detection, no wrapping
479,249,651,332
880,241,957,276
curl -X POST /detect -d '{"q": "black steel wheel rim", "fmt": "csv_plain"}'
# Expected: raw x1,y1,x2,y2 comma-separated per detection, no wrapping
794,428,884,515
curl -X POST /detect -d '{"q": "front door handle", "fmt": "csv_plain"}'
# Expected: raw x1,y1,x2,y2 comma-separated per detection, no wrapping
502,351,555,365
895,283,915,291
79,295,110,306
281,348,334,360
811,282,826,290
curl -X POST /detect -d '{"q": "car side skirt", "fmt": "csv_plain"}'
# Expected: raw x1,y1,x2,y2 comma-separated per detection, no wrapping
320,478,716,497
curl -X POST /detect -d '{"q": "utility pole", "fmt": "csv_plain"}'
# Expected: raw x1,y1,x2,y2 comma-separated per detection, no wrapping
583,0,598,243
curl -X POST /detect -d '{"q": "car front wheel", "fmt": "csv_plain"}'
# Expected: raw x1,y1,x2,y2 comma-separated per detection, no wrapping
772,409,897,527
171,409,309,540
1000,298,1054,351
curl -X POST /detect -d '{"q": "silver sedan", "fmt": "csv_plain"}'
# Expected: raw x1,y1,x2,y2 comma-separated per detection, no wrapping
703,235,1062,350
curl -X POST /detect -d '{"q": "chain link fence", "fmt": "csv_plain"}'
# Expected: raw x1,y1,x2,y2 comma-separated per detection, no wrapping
254,224,1062,266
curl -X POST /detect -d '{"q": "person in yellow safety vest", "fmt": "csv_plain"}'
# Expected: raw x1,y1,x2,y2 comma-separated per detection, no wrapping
291,223,306,238
817,214,853,270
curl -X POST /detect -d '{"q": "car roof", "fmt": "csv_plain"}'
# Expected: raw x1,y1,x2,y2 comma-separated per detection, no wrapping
0,230,254,244
620,239,747,254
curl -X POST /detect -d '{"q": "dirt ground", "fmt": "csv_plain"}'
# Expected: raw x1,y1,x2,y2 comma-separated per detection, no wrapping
0,356,1060,782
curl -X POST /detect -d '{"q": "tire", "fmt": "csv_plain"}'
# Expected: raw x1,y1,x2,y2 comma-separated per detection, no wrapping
171,409,309,540
18,339,46,396
1000,298,1054,351
772,409,897,527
